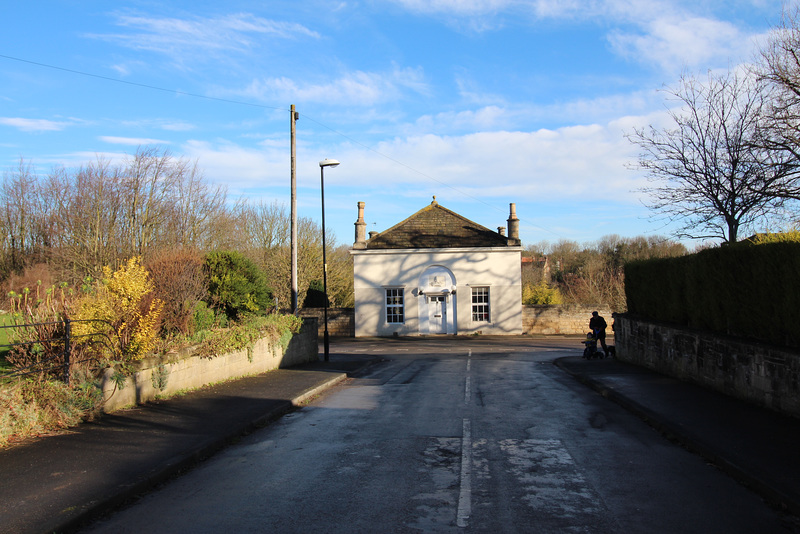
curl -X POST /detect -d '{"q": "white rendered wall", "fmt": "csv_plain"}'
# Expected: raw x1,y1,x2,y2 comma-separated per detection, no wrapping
351,247,522,337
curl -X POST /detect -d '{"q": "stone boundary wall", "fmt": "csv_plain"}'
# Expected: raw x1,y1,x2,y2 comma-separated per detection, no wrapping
615,314,800,418
100,317,319,413
298,306,613,337
522,305,613,336
298,308,355,337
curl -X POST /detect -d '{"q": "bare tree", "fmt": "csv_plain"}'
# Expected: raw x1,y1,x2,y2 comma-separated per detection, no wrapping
628,70,799,243
48,159,124,280
756,7,800,157
165,158,229,251
757,5,800,201
0,160,52,277
119,147,190,257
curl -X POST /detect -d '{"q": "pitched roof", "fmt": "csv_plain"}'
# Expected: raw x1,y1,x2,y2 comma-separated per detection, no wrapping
366,199,509,249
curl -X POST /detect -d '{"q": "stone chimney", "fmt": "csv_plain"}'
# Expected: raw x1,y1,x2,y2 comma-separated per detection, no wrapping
498,226,506,236
507,203,520,246
353,201,367,249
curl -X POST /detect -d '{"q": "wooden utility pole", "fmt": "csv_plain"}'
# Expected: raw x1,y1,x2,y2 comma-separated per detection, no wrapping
290,105,299,313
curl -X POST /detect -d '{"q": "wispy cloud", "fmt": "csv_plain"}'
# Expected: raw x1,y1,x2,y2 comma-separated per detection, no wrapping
181,139,285,189
390,0,769,72
99,136,171,146
0,117,70,132
237,66,429,106
87,12,320,62
119,119,197,132
609,16,758,72
391,0,514,15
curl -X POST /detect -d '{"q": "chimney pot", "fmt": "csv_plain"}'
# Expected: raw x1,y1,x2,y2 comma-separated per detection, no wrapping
353,201,367,249
507,202,520,245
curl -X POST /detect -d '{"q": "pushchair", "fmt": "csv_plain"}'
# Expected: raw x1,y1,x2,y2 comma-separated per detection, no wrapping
581,331,605,359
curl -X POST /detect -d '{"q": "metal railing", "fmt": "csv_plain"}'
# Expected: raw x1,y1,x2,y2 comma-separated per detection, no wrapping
0,318,118,386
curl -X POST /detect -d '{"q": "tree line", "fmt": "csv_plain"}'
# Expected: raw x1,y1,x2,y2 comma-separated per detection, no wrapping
523,235,687,311
0,146,353,313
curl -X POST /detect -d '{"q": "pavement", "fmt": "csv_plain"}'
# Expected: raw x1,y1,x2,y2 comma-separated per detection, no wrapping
1,342,799,533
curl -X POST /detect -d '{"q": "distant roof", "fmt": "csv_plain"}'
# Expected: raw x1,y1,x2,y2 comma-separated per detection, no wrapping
366,199,509,249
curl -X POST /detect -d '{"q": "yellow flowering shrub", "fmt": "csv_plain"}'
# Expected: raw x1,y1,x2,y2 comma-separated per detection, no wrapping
73,257,164,362
750,228,800,244
522,282,563,305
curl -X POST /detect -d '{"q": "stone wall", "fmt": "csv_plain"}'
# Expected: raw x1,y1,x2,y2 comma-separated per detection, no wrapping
298,306,613,337
298,308,355,337
522,305,613,336
100,317,319,413
615,314,800,418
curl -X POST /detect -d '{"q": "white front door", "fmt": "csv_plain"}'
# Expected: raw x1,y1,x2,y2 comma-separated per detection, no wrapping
428,295,447,334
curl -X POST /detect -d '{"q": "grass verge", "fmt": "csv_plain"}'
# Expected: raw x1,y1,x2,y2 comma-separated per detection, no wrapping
0,313,13,374
0,313,303,448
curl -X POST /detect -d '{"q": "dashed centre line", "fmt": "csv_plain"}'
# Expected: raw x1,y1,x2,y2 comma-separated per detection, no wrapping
457,418,472,528
458,349,473,527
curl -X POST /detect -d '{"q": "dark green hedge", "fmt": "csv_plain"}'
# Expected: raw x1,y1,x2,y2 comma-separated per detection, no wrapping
204,251,273,320
625,241,800,348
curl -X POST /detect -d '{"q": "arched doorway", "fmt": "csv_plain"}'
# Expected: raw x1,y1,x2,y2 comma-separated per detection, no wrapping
417,266,457,335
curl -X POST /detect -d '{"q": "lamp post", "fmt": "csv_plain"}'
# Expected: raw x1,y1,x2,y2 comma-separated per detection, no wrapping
319,158,339,361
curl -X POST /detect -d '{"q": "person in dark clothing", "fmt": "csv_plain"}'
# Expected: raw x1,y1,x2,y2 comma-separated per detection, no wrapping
589,311,608,357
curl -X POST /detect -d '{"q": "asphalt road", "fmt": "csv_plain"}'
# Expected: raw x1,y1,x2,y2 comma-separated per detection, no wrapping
81,337,796,533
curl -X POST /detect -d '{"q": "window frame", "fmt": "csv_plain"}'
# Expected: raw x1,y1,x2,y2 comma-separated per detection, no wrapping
385,287,405,324
471,286,490,323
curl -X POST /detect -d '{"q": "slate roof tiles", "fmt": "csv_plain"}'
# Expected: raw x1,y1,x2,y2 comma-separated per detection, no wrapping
366,199,509,249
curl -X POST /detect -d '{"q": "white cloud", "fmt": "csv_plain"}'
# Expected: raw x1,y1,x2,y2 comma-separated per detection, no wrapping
119,119,197,132
389,0,768,74
99,136,170,145
88,12,320,63
390,0,514,15
609,16,756,72
180,140,286,189
409,88,662,135
322,120,648,204
414,106,508,132
238,66,429,106
0,117,70,132
160,121,196,132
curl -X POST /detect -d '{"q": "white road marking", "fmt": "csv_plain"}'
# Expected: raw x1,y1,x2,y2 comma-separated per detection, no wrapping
457,418,472,528
464,350,472,404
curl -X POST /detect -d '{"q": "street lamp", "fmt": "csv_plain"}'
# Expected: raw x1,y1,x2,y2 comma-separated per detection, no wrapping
319,158,340,361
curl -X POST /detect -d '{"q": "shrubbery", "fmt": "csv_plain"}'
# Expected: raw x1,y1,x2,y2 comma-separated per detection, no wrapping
72,257,164,363
625,236,800,347
204,251,273,320
146,248,207,335
0,251,302,448
522,282,562,305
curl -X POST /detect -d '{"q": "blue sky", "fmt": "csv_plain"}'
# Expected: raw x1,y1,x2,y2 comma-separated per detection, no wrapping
0,0,786,248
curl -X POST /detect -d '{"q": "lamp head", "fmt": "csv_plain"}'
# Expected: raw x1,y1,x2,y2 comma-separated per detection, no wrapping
319,158,340,168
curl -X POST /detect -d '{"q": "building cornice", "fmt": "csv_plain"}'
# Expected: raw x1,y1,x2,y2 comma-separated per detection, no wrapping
350,246,523,256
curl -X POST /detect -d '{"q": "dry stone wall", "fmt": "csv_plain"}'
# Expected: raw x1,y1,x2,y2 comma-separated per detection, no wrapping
615,314,800,418
522,306,614,336
299,308,355,337
299,306,612,337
